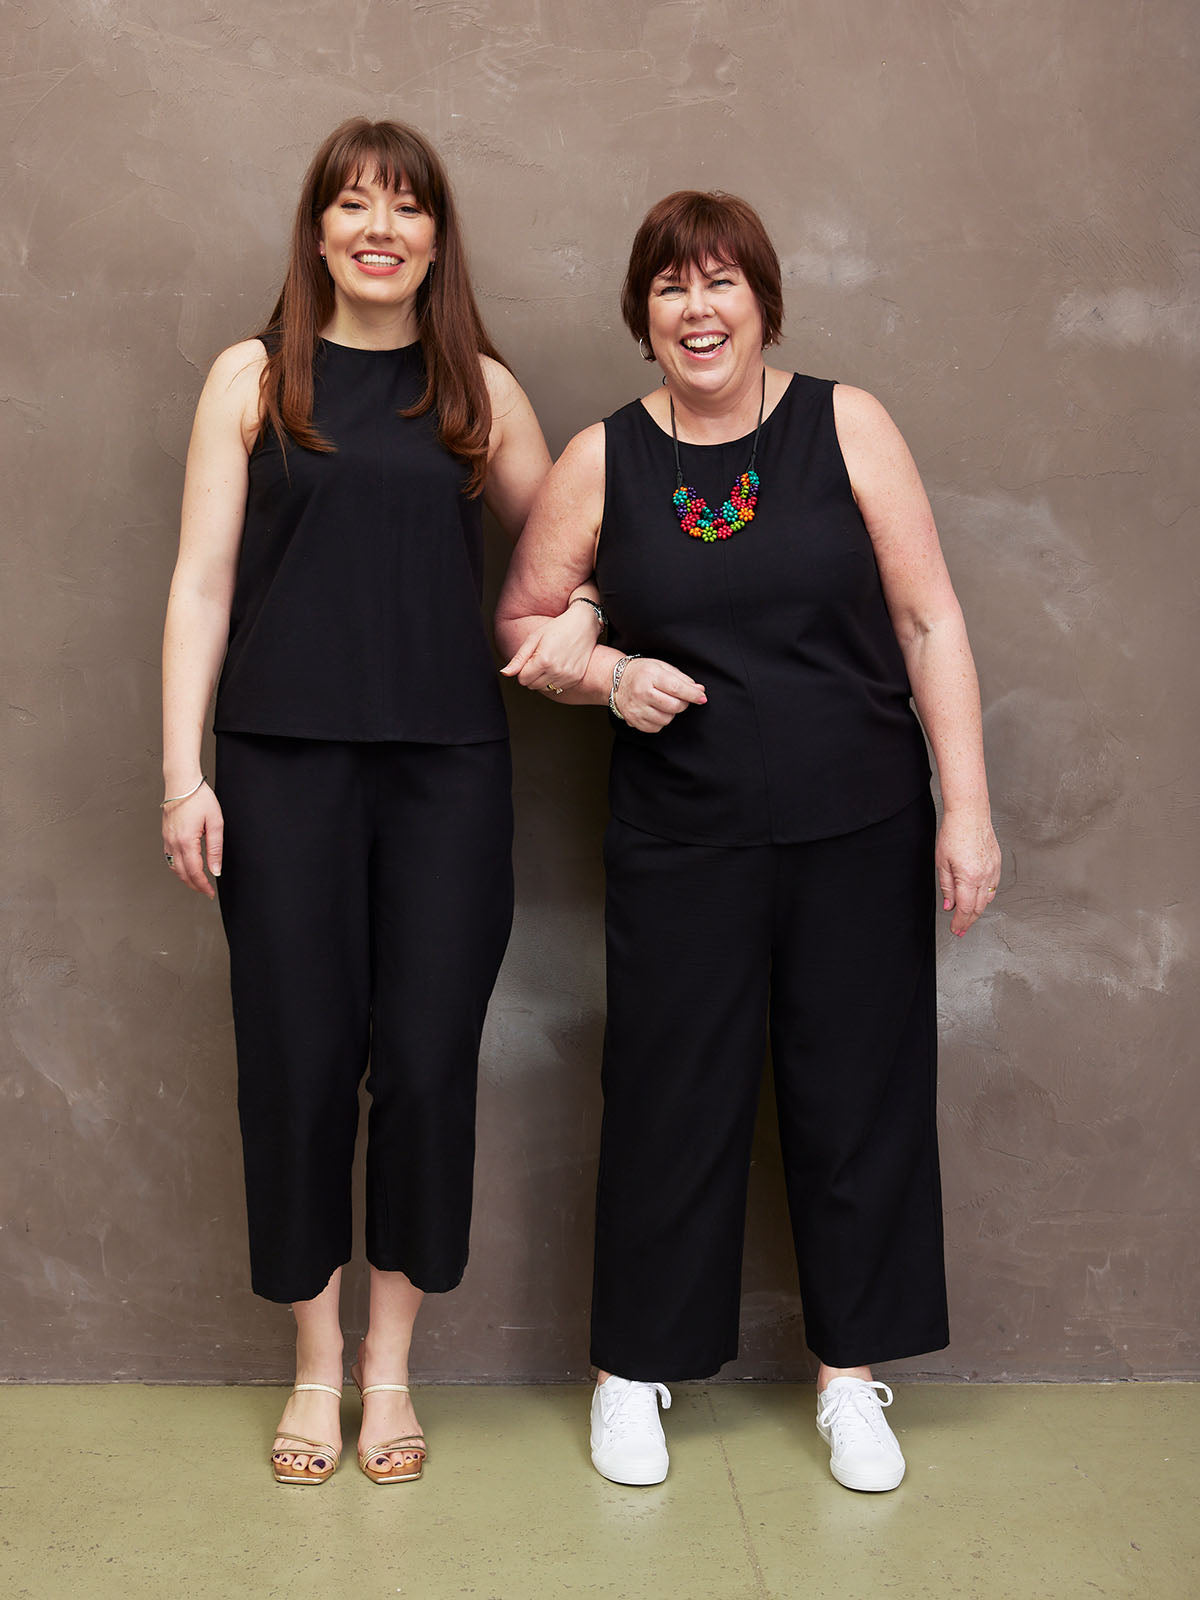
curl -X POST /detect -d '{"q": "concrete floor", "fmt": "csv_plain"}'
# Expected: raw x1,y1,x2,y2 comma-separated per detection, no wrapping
0,1383,1194,1599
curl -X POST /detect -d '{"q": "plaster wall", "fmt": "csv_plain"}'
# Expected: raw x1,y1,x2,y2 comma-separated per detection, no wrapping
2,0,1196,1381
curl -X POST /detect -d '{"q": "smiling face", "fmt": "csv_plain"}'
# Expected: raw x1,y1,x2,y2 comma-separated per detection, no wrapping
318,171,438,333
646,256,765,404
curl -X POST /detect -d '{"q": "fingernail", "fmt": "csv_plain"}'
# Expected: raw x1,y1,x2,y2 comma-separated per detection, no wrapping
943,898,952,911
955,929,965,937
212,867,221,878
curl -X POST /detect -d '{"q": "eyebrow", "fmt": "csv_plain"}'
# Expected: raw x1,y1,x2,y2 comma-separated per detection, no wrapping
340,182,419,199
652,262,739,281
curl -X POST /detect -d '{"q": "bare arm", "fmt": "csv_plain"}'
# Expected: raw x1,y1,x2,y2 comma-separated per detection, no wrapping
834,384,1001,935
479,358,604,688
496,425,706,727
161,339,263,896
481,356,552,543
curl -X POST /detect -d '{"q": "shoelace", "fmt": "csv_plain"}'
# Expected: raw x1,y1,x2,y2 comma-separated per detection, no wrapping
600,1381,672,1439
817,1381,895,1446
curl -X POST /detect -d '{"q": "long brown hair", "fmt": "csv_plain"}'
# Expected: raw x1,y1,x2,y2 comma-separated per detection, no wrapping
621,191,784,351
257,117,504,496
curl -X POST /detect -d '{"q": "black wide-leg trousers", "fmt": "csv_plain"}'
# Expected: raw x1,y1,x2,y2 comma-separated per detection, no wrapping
590,792,948,1380
215,734,513,1304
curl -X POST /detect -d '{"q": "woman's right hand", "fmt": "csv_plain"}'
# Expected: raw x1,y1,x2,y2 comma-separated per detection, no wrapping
614,658,707,732
162,783,224,899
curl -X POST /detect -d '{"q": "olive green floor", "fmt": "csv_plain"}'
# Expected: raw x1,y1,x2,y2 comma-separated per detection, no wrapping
1,1383,1194,1599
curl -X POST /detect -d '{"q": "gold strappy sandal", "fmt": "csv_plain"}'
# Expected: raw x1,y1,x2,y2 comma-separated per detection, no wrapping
352,1365,427,1484
271,1382,343,1486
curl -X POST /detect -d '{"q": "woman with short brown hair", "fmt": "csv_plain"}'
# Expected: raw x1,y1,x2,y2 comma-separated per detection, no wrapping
499,189,999,1492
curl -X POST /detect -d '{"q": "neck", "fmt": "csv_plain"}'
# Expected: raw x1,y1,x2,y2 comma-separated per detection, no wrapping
321,300,420,350
665,361,769,443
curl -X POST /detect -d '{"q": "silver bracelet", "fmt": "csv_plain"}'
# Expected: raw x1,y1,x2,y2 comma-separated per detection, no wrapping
570,596,607,632
161,775,207,808
609,654,641,721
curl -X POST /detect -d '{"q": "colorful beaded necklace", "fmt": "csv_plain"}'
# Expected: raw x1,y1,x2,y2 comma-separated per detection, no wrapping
670,369,766,543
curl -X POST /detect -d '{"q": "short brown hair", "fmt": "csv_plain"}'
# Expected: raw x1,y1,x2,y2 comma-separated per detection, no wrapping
620,191,784,349
258,118,504,495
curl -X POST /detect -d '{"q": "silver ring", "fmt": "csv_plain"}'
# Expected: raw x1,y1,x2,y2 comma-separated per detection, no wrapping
164,853,175,867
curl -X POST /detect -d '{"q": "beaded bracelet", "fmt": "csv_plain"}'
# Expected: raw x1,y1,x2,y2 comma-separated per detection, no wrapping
161,775,208,808
609,654,641,721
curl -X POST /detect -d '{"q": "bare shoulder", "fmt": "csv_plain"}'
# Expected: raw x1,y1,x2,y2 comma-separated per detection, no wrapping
553,421,606,488
480,352,523,410
192,339,267,454
207,337,268,392
831,382,920,487
560,420,606,466
831,382,897,439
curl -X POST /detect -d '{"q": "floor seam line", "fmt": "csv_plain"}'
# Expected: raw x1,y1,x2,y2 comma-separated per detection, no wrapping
706,1389,771,1600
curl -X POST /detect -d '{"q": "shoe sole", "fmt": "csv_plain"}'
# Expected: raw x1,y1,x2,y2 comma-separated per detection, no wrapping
590,1451,668,1486
829,1460,905,1492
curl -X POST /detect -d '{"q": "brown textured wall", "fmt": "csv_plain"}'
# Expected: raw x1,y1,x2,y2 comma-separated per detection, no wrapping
3,0,1196,1382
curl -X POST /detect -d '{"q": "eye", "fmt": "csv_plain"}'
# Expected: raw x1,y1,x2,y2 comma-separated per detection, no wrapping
656,284,684,297
709,276,734,288
340,199,366,211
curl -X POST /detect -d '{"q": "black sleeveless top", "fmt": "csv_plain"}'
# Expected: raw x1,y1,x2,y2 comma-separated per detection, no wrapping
596,375,930,845
214,339,507,743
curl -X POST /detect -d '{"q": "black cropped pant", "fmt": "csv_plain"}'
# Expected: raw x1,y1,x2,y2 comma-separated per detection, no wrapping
591,793,948,1380
215,734,513,1304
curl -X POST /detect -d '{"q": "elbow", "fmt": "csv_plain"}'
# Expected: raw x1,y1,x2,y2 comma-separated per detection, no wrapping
892,599,965,653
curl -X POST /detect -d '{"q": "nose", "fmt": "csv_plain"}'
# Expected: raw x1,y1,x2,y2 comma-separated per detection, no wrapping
365,200,395,238
682,281,712,318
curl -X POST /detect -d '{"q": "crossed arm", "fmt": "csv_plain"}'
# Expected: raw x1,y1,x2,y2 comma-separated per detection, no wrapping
496,424,708,730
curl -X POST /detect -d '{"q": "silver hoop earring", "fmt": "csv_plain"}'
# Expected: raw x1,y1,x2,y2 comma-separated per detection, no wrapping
638,337,656,362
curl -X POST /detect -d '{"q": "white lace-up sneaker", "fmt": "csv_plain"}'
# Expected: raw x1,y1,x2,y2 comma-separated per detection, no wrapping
816,1378,906,1492
590,1376,672,1484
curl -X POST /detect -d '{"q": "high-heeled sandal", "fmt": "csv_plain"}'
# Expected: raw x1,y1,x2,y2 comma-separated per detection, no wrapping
352,1365,427,1484
270,1382,343,1486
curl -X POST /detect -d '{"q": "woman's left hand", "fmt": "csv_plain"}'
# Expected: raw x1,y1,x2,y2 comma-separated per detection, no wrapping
500,601,603,698
935,807,1002,937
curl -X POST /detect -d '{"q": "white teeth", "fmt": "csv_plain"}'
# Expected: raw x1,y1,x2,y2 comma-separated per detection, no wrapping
683,334,726,350
357,253,401,266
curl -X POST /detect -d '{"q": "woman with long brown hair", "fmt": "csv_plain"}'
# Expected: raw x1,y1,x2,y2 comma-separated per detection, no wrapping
161,118,601,1486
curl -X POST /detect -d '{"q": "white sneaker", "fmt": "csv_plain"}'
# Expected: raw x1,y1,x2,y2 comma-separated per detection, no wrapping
590,1376,672,1484
816,1378,906,1492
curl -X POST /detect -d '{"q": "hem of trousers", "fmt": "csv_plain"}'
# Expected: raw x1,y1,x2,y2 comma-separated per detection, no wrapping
809,1322,951,1370
365,1253,468,1296
588,1345,740,1384
252,1255,468,1304
251,1257,352,1306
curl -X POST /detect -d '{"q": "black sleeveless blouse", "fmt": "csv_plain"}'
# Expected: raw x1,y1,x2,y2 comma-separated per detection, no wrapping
595,374,930,845
214,339,507,743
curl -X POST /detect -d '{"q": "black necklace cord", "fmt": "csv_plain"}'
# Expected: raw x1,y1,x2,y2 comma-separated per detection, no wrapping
747,366,767,474
669,367,767,488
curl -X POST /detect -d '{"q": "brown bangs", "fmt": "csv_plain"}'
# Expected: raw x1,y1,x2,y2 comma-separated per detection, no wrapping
620,191,784,348
311,124,444,221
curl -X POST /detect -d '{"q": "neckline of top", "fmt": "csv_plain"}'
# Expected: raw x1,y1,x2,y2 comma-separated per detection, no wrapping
319,336,422,354
637,372,798,449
